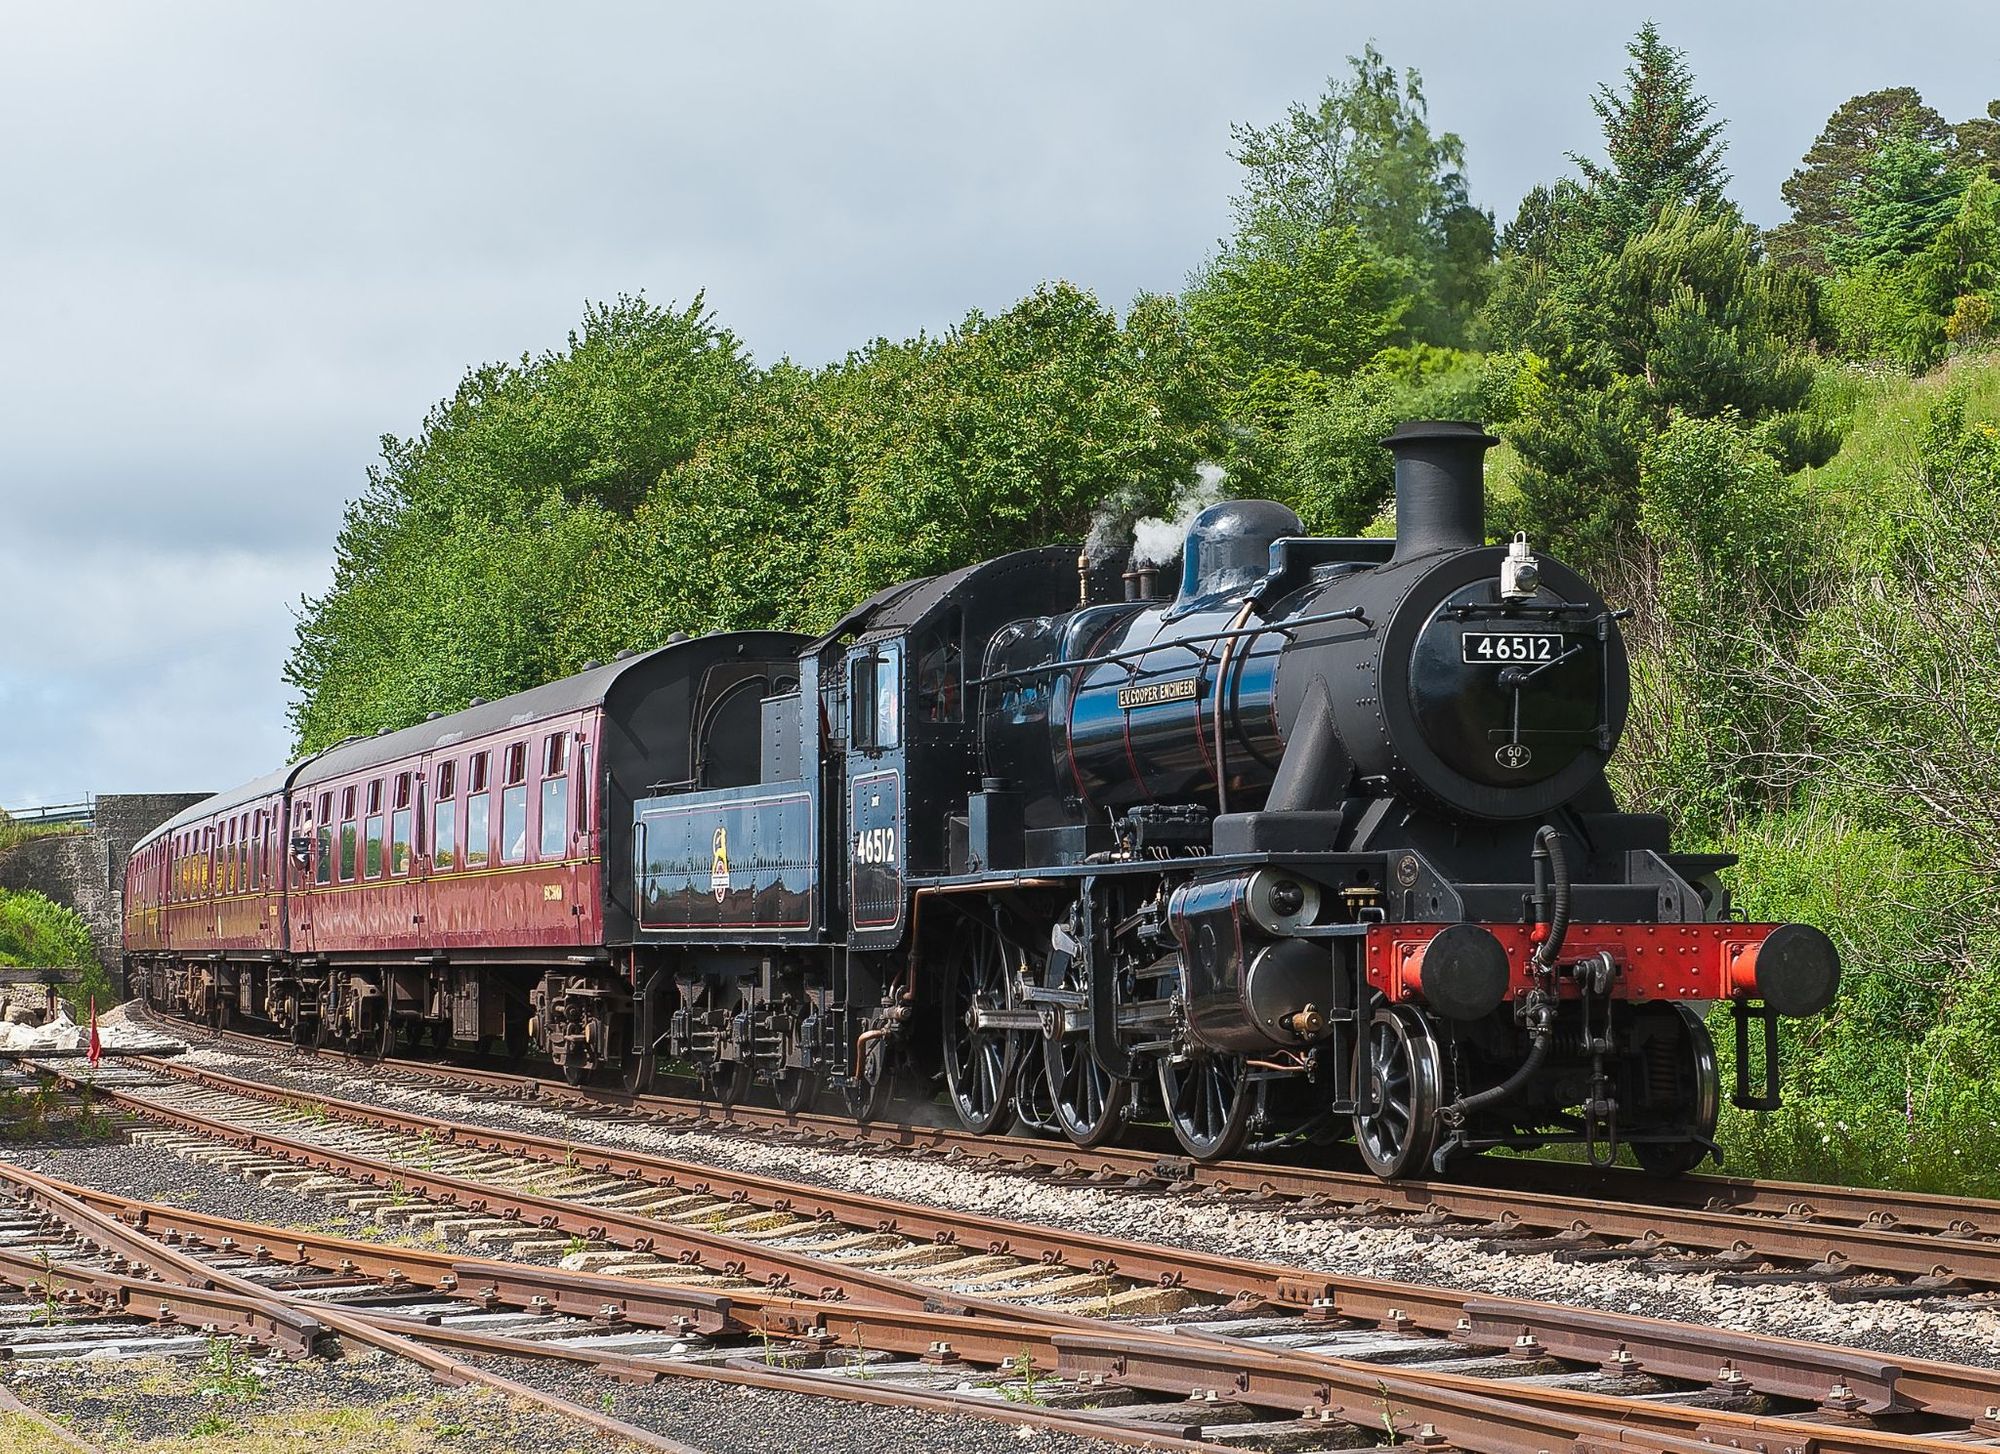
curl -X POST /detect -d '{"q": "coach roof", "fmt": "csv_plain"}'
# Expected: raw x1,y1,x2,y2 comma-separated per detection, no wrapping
134,633,809,854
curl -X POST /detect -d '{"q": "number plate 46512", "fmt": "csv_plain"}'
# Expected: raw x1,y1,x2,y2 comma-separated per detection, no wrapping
1462,632,1561,665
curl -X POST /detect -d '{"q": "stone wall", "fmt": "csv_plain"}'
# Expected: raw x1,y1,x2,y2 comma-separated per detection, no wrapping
0,792,208,996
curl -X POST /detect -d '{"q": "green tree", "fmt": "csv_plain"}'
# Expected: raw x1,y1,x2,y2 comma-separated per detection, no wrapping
1184,224,1409,421
1823,179,2000,367
1211,44,1493,347
1573,22,1731,244
286,296,749,752
1503,209,1815,567
1827,122,1972,271
1955,100,2000,180
1623,413,1812,830
1768,87,1951,272
291,281,1233,749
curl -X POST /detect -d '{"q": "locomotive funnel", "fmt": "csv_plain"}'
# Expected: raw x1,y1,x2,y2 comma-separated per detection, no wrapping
1384,420,1498,560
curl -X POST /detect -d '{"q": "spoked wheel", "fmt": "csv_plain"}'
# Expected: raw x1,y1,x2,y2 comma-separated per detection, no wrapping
703,1058,750,1106
1353,1006,1444,1180
1631,1004,1721,1178
1043,1019,1128,1149
1158,1051,1255,1161
770,1067,817,1115
942,922,1020,1135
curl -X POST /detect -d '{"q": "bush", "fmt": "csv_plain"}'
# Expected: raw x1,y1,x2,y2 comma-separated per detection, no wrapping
1706,807,2000,1195
0,888,111,1011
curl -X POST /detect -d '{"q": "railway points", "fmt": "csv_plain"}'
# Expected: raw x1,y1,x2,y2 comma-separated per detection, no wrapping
11,1039,2000,1452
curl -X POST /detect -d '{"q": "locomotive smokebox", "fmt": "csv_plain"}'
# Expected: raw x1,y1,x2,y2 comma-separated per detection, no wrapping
1385,420,1499,561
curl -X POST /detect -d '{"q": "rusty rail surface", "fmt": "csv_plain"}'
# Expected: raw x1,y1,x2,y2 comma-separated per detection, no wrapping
38,1059,2000,1449
154,1009,2000,1254
121,1047,2000,1302
0,1163,703,1453
16,1166,2000,1454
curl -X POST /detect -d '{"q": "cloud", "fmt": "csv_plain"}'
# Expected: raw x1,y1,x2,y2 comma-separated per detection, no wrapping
0,537,324,803
1,0,1997,801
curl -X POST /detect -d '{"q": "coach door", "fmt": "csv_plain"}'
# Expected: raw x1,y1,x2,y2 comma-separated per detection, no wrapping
844,640,905,948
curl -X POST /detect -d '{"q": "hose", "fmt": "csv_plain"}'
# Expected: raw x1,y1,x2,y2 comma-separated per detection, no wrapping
1448,1020,1552,1128
1531,825,1569,973
1441,999,1554,1128
1439,827,1567,1131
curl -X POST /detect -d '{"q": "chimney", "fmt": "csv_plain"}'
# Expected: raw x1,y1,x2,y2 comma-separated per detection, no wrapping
1382,420,1498,561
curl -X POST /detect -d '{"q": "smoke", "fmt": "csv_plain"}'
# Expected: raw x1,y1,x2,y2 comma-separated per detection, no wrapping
1082,484,1144,563
1130,462,1226,568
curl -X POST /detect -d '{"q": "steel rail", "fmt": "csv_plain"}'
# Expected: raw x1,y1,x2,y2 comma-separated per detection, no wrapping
121,1049,2000,1305
159,1008,2000,1242
35,1168,2000,1454
0,1165,703,1454
40,1068,2000,1441
13,1169,1970,1454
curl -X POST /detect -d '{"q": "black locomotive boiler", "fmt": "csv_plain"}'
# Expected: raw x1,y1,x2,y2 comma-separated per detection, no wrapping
130,420,1839,1179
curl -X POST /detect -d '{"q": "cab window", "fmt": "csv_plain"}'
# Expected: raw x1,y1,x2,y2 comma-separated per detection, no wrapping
914,612,963,722
849,641,902,751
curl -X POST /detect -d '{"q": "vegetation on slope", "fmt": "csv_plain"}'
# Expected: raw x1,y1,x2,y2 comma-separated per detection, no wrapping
281,25,2000,1192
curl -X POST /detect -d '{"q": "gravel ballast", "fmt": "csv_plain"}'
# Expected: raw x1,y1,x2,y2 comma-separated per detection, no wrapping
110,1034,2000,1372
6,1349,631,1452
479,1352,1151,1454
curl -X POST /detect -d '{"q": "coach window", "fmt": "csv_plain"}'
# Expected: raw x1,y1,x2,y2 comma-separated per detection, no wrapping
501,742,528,864
466,753,491,869
251,813,262,890
575,743,591,841
540,733,569,859
433,762,458,872
364,780,385,878
316,794,334,885
390,773,413,876
339,787,358,882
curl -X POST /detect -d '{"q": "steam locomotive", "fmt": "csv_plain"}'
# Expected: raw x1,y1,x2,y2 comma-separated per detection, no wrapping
125,421,1838,1177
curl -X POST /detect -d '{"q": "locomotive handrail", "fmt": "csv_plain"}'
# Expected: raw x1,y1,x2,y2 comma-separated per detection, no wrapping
968,604,1368,689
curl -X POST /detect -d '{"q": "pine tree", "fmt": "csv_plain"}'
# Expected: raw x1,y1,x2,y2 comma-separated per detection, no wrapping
1768,87,1951,272
1573,23,1731,243
1828,123,1972,271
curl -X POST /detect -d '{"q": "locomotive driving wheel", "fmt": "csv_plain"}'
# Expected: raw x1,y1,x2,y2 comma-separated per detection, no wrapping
942,921,1019,1136
1041,957,1129,1150
1353,1006,1444,1179
1158,1050,1254,1161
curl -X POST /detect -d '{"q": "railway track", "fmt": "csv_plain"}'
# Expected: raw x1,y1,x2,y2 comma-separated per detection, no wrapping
28,1046,2000,1451
145,1010,2000,1298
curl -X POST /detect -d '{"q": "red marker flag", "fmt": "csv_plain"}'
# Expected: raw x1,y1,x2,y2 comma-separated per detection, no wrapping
86,997,101,1068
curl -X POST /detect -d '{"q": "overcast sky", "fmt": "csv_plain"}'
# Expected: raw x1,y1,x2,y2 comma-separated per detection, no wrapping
2,1,1996,806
